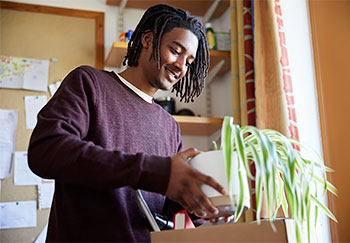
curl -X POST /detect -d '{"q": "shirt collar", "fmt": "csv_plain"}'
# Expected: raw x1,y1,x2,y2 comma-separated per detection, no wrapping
116,73,153,104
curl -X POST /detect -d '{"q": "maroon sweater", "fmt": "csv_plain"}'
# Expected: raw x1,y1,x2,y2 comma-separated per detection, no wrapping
28,65,182,242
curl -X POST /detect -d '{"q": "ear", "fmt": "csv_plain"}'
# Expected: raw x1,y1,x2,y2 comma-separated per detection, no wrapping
141,31,154,49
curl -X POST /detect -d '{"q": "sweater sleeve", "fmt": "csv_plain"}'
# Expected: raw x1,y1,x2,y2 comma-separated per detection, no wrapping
28,66,171,194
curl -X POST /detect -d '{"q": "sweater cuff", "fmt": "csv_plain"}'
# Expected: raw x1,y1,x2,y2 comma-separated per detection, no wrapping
137,155,172,195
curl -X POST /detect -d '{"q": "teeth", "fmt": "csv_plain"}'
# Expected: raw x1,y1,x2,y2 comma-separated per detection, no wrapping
167,67,177,79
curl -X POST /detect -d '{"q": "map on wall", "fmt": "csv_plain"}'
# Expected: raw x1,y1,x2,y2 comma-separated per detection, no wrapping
0,56,49,92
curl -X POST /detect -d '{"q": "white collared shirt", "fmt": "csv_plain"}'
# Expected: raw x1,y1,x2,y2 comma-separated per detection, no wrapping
116,73,153,104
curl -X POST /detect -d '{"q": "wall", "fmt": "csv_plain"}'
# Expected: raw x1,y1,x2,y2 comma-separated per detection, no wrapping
308,0,350,242
0,4,97,241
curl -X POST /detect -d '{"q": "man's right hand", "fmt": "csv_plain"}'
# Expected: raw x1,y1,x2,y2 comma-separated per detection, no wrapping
165,148,226,219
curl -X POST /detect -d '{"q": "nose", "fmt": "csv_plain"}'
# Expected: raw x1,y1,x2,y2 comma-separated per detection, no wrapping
173,56,187,74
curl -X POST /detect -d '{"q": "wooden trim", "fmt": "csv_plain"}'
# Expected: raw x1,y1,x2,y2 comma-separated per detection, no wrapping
0,1,105,69
0,1,102,18
95,14,105,69
308,1,338,242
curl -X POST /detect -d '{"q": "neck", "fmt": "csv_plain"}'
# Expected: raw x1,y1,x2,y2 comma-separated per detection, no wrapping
119,66,158,97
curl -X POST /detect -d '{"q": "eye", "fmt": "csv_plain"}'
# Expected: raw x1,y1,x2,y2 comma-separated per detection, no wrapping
170,47,180,55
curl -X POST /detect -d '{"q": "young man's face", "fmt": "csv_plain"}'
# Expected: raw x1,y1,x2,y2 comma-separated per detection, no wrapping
144,27,199,91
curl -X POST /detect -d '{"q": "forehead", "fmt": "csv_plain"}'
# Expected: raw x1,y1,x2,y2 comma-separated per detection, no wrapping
160,27,199,56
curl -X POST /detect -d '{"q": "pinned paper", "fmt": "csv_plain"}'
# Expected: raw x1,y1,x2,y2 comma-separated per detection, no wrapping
0,56,49,92
48,80,61,97
24,95,47,129
0,201,37,229
34,224,48,243
0,109,18,179
38,182,55,210
14,151,42,186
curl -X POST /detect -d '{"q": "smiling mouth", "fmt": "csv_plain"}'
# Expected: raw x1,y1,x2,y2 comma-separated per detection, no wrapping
165,66,179,80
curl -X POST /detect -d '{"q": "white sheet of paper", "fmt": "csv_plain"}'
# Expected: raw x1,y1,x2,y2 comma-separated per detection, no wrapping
24,95,47,129
48,81,62,97
34,224,48,243
0,56,49,92
14,151,42,186
0,109,18,179
38,182,54,210
22,59,49,92
0,201,37,229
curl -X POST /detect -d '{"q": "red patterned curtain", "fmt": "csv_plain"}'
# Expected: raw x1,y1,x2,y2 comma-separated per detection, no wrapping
243,0,256,128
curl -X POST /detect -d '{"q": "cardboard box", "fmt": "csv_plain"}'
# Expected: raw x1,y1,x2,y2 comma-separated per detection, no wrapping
151,219,323,242
151,219,288,242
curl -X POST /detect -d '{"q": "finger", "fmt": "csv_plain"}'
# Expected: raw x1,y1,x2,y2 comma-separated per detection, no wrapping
182,192,207,218
177,199,196,215
196,171,226,195
181,147,201,160
176,198,189,211
190,183,218,217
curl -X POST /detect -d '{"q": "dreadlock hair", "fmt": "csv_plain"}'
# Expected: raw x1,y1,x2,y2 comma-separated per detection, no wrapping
123,4,209,103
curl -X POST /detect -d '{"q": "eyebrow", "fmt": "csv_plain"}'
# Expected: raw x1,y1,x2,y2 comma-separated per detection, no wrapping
172,41,196,59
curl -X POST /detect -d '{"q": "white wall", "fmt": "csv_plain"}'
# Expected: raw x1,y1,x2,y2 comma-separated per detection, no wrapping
210,8,233,119
280,0,330,242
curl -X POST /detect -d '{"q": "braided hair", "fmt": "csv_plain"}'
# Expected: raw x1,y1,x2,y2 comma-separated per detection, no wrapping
123,4,209,103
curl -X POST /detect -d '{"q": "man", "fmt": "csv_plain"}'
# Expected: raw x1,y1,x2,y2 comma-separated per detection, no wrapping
28,4,226,242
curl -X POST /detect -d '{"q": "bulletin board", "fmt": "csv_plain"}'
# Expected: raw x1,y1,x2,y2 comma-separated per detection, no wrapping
0,2,104,242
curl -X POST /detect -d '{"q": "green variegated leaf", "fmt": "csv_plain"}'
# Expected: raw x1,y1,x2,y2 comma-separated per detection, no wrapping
222,117,233,205
217,116,337,243
310,195,338,223
212,141,218,150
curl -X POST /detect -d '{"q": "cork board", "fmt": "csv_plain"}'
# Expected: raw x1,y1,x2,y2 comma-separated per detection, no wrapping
0,2,104,242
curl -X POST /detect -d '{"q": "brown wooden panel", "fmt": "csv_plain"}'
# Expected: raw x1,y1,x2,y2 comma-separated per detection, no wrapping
309,0,350,242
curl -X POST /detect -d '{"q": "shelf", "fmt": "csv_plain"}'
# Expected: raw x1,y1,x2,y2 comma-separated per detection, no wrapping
208,50,230,75
105,41,128,68
106,0,230,19
173,115,223,136
105,41,230,75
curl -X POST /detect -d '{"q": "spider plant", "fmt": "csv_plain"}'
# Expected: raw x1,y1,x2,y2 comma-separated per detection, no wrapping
221,116,337,243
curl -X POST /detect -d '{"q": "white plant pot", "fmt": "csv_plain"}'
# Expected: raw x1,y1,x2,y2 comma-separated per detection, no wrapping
189,150,250,215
